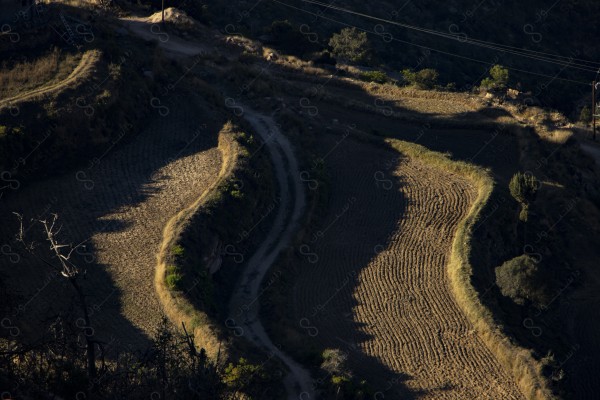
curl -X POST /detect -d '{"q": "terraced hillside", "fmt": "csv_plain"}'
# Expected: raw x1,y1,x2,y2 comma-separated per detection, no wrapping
0,95,223,348
4,6,598,398
290,134,524,398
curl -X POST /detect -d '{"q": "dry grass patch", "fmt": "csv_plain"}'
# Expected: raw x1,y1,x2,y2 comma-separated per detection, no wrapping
44,0,99,8
0,48,81,98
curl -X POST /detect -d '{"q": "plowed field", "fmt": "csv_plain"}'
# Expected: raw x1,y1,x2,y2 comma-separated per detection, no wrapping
0,97,222,349
291,135,524,399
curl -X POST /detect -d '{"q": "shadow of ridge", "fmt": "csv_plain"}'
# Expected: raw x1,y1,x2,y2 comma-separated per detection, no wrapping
273,62,512,124
250,59,536,398
283,132,421,398
0,93,224,355
297,59,600,397
0,228,154,353
268,60,522,181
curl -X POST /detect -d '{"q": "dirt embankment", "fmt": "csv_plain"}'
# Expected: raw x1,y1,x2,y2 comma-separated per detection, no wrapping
155,125,239,357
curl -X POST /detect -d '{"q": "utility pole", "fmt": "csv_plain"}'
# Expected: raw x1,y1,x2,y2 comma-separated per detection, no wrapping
593,81,597,141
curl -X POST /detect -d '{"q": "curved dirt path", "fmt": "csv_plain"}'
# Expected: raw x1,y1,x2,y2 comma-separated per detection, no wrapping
0,98,222,349
118,20,314,394
228,108,314,399
0,50,100,109
291,136,523,399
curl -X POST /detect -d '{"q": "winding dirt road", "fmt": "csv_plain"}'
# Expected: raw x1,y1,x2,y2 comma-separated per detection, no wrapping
228,108,314,399
121,17,314,395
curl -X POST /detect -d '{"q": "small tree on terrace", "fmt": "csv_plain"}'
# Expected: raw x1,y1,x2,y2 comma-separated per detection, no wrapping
402,68,439,89
509,172,539,222
328,27,373,64
481,64,509,91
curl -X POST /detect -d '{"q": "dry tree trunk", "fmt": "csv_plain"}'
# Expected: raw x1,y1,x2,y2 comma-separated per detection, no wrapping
14,213,97,386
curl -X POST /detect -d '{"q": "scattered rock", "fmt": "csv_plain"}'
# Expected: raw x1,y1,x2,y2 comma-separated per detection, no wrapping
507,88,520,99
148,7,197,28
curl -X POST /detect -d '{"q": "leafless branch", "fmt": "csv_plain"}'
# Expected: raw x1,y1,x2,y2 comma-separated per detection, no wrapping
12,212,97,381
38,214,81,279
13,212,35,252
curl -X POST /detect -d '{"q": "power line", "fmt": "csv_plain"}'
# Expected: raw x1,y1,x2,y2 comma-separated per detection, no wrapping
295,0,600,73
298,0,600,70
270,0,591,86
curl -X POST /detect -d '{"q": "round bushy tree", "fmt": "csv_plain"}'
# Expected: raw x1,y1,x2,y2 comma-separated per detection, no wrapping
495,254,548,306
328,27,373,64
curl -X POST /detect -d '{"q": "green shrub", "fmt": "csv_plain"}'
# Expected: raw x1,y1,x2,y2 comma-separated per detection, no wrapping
229,189,244,199
166,265,183,290
481,64,509,91
329,27,373,64
509,172,539,204
509,172,539,221
223,358,271,395
495,254,548,306
359,70,388,84
237,132,254,145
171,244,185,258
402,68,439,89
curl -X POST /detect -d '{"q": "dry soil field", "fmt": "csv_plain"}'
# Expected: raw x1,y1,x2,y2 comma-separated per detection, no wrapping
0,95,222,349
290,134,524,399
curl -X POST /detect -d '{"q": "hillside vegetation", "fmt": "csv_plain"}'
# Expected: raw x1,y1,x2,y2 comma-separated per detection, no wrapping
1,1,600,399
161,0,600,116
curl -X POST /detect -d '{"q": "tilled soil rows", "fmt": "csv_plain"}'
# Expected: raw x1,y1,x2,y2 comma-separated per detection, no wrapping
0,97,222,349
291,135,524,399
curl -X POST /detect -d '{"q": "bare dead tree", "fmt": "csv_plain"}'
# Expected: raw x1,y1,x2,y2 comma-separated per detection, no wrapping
14,213,98,387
